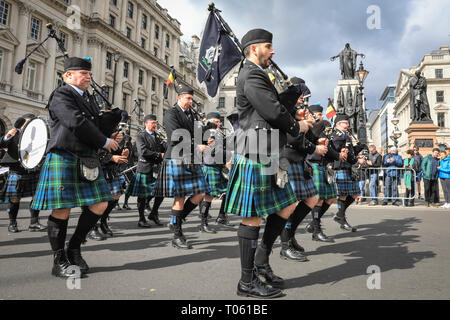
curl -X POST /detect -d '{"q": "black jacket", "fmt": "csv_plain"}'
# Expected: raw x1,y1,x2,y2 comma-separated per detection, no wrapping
235,61,300,158
46,84,108,154
330,129,360,170
368,151,382,175
136,131,165,174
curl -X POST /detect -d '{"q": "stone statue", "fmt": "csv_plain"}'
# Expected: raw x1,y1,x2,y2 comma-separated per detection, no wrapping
337,87,345,114
409,70,432,122
331,43,365,80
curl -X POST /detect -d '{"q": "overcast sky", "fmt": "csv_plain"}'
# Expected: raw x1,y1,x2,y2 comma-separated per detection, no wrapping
157,0,450,111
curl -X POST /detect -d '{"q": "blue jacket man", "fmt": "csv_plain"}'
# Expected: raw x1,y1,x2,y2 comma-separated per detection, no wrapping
382,146,403,206
384,147,403,177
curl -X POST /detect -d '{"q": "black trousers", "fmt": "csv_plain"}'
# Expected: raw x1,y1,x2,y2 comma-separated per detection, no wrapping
424,179,439,204
441,178,450,203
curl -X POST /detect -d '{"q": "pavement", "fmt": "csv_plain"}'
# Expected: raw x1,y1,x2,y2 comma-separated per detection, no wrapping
1,198,449,300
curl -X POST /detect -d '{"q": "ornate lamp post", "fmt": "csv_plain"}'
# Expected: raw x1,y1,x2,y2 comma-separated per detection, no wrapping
355,62,369,144
390,117,402,148
112,48,121,105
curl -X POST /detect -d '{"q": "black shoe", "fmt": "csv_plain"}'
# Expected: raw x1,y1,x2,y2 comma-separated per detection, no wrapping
199,223,217,234
115,203,122,211
28,222,47,232
216,216,235,227
172,236,192,250
122,204,132,210
382,202,388,206
67,248,89,274
290,237,305,253
237,274,283,299
52,249,80,278
305,223,314,234
138,220,152,228
280,241,308,262
8,222,19,233
334,215,357,232
87,226,107,241
312,230,335,242
100,221,113,237
392,202,400,207
148,213,163,226
254,264,284,288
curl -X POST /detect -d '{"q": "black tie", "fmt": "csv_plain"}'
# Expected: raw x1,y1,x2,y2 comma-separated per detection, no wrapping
184,110,192,121
82,91,90,104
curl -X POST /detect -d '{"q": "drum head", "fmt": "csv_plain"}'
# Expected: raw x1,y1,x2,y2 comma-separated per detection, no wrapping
19,118,49,170
0,167,9,176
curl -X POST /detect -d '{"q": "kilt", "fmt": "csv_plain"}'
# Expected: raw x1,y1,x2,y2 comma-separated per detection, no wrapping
108,176,124,197
288,162,318,201
31,151,113,210
202,165,227,197
312,163,337,200
2,171,40,199
124,175,136,196
335,169,360,196
152,159,210,198
225,155,298,218
128,172,155,198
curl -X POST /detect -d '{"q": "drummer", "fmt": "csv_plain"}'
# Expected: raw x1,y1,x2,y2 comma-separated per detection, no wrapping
0,114,47,233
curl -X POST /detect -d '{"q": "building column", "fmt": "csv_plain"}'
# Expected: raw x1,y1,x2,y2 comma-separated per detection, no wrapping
43,22,57,100
11,3,32,95
114,60,124,107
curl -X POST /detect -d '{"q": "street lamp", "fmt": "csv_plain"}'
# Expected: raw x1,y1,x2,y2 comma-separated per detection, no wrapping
391,117,402,148
112,48,121,105
355,62,369,144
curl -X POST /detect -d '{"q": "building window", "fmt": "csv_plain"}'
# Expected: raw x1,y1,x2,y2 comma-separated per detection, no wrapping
234,77,238,85
166,34,170,48
0,49,4,81
142,14,147,29
141,38,146,48
164,55,169,65
106,52,112,70
219,97,225,108
122,93,128,110
123,61,129,78
26,61,37,91
109,15,116,28
234,97,237,108
126,27,131,39
30,17,41,40
138,69,144,85
152,104,156,115
163,83,168,99
110,0,117,6
0,1,10,26
435,69,443,79
56,71,63,88
155,24,159,39
437,91,444,103
127,1,134,19
151,77,156,91
153,47,158,57
437,112,445,128
59,32,67,51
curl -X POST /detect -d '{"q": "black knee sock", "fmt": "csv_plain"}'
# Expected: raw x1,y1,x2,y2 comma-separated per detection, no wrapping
101,200,116,223
337,199,346,218
311,206,321,220
200,201,212,224
151,197,164,214
181,197,198,220
146,196,153,209
319,202,331,219
172,209,184,238
259,214,287,255
68,207,102,250
344,196,355,210
8,202,20,223
137,197,146,221
218,197,226,217
288,201,312,236
29,202,40,224
124,194,130,205
238,224,260,283
48,215,68,252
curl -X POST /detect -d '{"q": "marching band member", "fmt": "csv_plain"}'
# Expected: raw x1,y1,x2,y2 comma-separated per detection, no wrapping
0,114,46,233
128,114,165,228
224,29,310,298
31,57,120,278
153,85,210,250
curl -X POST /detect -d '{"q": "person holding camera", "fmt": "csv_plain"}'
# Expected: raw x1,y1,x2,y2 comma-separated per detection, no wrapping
382,146,403,206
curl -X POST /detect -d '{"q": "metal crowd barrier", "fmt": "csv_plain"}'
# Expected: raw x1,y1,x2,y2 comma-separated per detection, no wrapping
353,167,417,203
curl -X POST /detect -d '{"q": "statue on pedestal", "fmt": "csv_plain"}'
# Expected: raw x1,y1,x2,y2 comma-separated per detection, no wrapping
409,70,432,123
331,43,365,80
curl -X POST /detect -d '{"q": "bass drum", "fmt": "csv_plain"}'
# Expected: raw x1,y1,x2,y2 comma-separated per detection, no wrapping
18,118,49,171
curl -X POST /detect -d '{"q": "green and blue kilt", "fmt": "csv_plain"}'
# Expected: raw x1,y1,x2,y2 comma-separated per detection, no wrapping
124,174,136,197
152,159,210,198
128,172,155,198
3,171,40,199
31,151,113,210
288,162,318,201
202,165,227,197
225,155,298,218
107,176,124,197
312,163,337,200
335,169,360,196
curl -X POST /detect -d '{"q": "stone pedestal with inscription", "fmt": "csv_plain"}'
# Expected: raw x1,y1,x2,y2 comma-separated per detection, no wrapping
405,122,440,156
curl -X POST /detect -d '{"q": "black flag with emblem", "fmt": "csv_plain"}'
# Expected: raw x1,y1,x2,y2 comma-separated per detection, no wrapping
197,10,242,98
